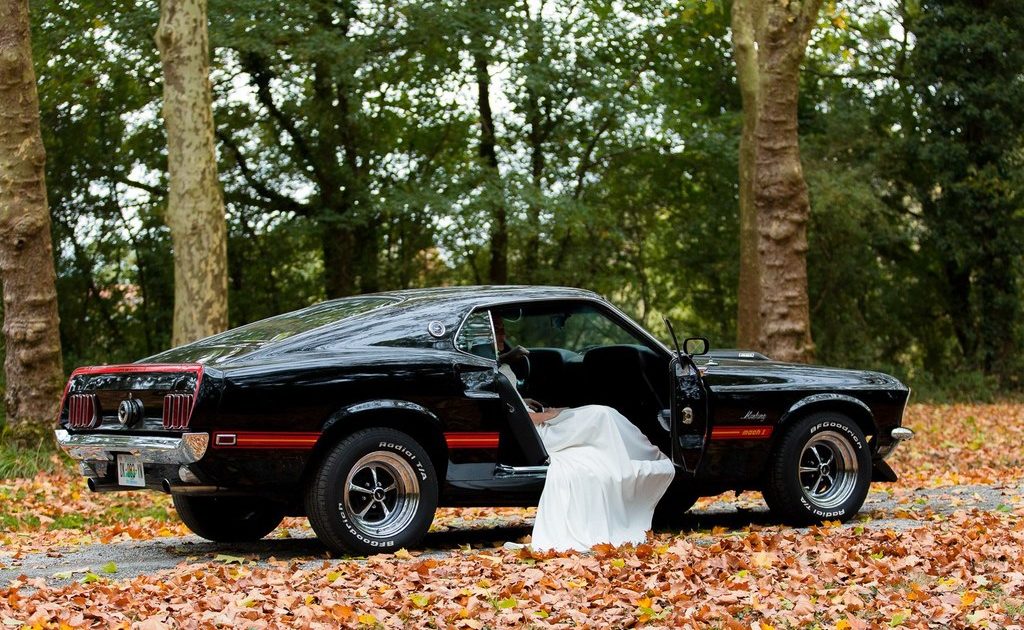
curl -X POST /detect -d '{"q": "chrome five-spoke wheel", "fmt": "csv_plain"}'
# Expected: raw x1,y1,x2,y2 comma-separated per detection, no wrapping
798,431,859,510
763,412,872,525
306,427,438,555
343,451,420,539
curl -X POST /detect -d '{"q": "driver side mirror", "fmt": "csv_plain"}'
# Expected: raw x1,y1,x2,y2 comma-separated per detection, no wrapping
683,337,710,356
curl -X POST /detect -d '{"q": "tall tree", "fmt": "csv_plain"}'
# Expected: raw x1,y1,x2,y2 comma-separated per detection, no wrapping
732,0,822,362
0,0,64,429
460,1,509,285
156,0,229,345
474,46,506,285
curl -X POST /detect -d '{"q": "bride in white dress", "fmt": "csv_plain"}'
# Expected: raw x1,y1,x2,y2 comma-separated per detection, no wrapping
497,356,676,552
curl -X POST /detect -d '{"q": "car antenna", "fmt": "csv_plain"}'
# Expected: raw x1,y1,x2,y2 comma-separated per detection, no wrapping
663,317,683,357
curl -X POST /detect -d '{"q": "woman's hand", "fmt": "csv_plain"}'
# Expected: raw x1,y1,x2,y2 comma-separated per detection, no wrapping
522,397,544,412
529,408,566,425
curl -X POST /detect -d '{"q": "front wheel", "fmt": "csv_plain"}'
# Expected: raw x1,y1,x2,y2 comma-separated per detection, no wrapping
172,494,284,542
763,412,872,525
305,427,438,555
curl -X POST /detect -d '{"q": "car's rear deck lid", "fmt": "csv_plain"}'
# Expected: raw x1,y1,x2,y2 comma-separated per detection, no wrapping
59,363,204,432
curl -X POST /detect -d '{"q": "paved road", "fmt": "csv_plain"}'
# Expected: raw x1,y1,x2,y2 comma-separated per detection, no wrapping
2,482,1021,588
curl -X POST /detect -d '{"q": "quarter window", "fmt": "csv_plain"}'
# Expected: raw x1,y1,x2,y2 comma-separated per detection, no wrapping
455,311,496,360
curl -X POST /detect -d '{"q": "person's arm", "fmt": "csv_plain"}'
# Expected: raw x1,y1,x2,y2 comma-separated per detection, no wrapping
529,408,566,425
522,397,544,412
498,363,564,424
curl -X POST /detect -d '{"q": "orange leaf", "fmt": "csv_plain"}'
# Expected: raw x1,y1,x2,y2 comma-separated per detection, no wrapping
331,605,354,620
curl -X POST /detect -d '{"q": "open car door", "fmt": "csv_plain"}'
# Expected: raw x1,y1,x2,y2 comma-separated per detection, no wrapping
493,369,549,467
668,342,711,475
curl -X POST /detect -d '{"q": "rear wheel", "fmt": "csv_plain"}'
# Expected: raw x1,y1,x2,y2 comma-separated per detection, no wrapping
172,494,284,542
763,412,871,525
305,427,438,555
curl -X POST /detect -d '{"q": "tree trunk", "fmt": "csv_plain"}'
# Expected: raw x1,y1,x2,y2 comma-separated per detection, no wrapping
0,0,64,430
156,0,229,346
732,0,761,350
521,10,545,283
322,222,356,298
731,0,821,363
355,222,380,294
474,50,507,285
523,83,544,283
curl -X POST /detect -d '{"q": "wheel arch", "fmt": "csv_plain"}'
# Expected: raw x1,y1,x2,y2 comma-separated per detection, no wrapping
777,394,877,446
302,399,449,490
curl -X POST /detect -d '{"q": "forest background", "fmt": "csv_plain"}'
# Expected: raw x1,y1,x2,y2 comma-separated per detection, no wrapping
3,0,1023,434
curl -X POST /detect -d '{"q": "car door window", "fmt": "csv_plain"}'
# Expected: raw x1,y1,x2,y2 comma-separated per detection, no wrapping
495,303,644,353
455,311,497,360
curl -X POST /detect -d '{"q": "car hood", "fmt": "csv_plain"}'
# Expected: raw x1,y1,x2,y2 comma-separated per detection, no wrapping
698,357,909,391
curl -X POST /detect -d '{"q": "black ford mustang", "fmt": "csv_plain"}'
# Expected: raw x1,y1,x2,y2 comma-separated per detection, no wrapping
55,286,913,554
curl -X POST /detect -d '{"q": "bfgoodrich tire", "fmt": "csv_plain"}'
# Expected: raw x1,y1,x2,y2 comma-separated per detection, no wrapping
305,427,438,555
763,412,872,525
172,494,284,542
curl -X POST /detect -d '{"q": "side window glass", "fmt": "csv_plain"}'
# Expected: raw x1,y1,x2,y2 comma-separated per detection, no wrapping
455,310,496,360
498,304,642,353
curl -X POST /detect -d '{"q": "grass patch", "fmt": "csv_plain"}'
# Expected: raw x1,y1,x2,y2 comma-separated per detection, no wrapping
103,504,172,524
1,512,40,531
0,422,70,479
49,513,87,530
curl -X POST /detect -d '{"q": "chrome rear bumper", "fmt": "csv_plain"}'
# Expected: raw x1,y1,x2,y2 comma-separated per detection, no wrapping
54,429,209,464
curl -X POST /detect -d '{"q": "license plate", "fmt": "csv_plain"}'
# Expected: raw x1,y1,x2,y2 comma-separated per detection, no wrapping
116,454,146,488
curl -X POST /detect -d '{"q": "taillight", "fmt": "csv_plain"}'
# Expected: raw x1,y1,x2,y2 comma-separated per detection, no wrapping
162,393,194,430
67,394,99,429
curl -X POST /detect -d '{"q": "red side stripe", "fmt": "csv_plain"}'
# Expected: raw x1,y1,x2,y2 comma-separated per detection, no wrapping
444,432,500,449
212,432,321,449
213,430,502,450
711,425,773,440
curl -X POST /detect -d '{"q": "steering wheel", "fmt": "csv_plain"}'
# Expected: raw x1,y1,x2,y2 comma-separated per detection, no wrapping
499,345,531,383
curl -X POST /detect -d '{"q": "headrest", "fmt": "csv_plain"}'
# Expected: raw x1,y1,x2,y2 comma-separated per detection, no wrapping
525,348,570,374
582,345,648,372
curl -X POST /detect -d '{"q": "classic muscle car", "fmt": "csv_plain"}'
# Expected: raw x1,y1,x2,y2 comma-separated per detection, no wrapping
55,286,913,554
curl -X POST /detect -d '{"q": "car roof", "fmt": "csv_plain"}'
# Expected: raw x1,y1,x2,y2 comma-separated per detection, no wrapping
244,285,610,359
348,285,603,308
145,285,615,366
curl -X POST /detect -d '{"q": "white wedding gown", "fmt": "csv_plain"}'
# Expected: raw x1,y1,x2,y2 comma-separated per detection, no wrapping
499,366,677,551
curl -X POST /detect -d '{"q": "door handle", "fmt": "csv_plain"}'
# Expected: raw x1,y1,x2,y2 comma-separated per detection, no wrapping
465,390,499,400
682,407,694,425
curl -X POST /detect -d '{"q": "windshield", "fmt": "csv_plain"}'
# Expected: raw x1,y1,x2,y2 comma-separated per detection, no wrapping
144,296,397,365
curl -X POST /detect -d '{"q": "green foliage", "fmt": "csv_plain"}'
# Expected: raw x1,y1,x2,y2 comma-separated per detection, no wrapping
28,0,742,358
14,0,1024,403
907,370,1014,405
900,0,1024,387
799,0,1024,397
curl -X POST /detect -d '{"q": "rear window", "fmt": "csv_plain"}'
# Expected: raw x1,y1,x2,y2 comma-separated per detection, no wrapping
145,296,396,364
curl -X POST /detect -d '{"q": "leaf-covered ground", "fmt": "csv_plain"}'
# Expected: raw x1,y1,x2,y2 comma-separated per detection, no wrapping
1,403,1022,628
